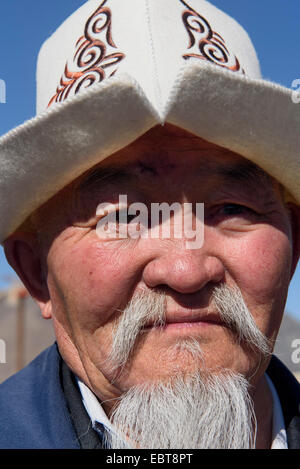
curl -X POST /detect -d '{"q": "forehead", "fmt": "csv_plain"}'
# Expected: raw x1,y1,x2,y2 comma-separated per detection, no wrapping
77,124,275,194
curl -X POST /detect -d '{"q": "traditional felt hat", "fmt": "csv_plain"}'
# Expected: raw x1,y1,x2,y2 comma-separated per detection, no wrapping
0,0,299,241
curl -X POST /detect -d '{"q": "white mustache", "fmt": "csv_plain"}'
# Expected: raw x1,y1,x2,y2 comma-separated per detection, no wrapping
106,283,271,373
212,284,271,357
106,289,166,373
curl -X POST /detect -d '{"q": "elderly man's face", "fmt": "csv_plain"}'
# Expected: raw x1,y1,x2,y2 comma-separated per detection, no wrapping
18,125,296,409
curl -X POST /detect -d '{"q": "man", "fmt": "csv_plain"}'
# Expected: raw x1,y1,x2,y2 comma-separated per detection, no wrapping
0,0,299,449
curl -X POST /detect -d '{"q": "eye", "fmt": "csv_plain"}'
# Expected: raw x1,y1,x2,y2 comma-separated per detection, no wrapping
218,203,255,217
206,203,260,227
115,208,137,225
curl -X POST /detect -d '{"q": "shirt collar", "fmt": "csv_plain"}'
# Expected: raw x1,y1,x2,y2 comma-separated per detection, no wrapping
76,378,115,434
265,374,288,449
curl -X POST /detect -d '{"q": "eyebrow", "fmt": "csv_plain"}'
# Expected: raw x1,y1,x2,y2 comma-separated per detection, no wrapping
77,159,276,197
215,161,274,190
77,165,133,192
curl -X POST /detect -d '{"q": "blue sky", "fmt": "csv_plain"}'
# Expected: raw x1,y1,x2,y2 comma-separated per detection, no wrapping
0,0,299,320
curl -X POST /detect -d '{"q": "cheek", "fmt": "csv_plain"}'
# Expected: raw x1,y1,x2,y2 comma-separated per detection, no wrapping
221,227,292,330
47,238,141,330
235,231,290,293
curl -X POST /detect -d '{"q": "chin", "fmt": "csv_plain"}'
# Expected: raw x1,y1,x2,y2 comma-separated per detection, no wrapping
112,354,208,388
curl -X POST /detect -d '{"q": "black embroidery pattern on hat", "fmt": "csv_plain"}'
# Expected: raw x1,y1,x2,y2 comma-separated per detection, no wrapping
180,0,244,74
48,0,125,107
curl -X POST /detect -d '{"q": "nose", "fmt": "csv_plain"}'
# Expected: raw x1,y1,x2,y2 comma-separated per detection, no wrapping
142,243,225,294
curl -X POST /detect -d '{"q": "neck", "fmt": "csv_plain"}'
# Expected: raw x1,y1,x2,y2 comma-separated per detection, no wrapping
252,374,273,449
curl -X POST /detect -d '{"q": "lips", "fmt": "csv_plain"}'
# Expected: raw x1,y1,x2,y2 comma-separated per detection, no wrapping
142,311,225,329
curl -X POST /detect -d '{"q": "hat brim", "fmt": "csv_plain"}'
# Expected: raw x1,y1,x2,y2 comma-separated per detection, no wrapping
0,63,299,241
0,74,160,242
165,63,300,205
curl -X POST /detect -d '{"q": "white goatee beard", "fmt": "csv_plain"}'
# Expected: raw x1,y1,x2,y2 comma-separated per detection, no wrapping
102,283,271,449
103,365,256,449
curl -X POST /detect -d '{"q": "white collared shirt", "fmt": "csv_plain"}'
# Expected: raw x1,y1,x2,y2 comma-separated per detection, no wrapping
266,374,288,449
76,378,118,437
76,373,288,449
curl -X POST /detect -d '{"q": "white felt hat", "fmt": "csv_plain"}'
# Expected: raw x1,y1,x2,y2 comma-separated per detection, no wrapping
0,0,299,241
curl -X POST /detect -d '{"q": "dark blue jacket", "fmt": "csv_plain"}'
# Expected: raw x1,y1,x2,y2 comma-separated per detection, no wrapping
0,342,299,449
0,343,80,449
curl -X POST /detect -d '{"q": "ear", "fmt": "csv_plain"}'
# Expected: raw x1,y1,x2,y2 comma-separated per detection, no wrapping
3,231,52,319
287,203,300,280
